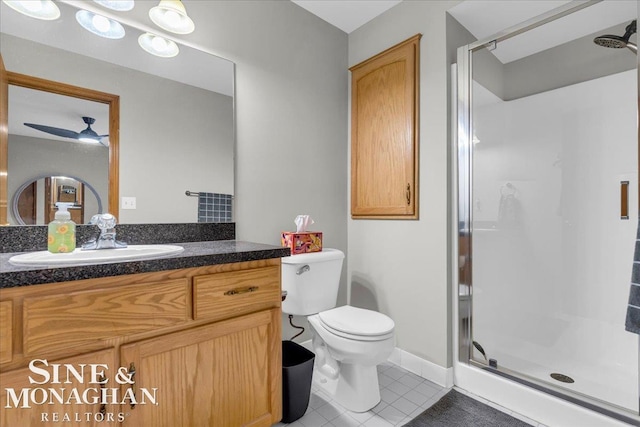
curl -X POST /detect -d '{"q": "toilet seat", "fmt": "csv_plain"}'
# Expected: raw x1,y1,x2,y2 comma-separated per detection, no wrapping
318,306,395,341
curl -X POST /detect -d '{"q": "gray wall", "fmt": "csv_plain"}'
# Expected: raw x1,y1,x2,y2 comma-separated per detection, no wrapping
349,0,461,368
503,22,637,100
166,1,349,340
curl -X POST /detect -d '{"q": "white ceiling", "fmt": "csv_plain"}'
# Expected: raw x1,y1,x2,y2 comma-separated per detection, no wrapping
293,1,636,63
291,0,402,33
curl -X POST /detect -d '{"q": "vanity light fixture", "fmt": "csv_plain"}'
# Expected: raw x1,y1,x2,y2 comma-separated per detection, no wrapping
93,0,135,12
148,0,195,35
76,10,125,39
138,33,179,58
2,0,60,20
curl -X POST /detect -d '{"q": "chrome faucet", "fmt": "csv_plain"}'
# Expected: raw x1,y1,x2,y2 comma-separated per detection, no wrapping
82,213,127,250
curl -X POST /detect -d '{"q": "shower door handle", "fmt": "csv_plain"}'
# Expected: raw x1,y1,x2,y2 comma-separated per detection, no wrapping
621,181,629,220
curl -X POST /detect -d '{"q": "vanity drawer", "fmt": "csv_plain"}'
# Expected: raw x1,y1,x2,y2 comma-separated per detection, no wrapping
194,266,280,322
0,301,12,364
23,279,189,356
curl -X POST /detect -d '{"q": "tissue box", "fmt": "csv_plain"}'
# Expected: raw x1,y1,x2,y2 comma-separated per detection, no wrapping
281,232,323,255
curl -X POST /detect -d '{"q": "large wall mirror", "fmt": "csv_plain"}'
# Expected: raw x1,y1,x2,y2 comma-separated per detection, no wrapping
0,0,235,226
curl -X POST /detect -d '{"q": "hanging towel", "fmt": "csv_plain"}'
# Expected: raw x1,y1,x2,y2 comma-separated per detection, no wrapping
197,192,233,223
626,219,640,334
497,183,521,229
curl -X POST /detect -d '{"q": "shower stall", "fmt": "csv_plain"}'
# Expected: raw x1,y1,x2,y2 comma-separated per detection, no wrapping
455,1,639,425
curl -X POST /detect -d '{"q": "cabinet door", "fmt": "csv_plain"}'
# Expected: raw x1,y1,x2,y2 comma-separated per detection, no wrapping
0,348,118,427
350,34,421,219
120,309,281,427
0,300,12,364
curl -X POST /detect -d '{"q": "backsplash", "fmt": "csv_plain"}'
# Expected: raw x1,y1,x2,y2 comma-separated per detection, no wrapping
0,223,235,253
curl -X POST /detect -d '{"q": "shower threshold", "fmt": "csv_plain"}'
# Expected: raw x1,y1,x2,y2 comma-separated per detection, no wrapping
469,360,640,426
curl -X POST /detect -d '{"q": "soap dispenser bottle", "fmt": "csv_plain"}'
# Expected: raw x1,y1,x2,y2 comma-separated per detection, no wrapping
48,202,76,253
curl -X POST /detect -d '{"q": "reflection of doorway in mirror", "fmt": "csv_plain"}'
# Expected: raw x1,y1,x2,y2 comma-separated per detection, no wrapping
44,177,85,224
17,181,36,225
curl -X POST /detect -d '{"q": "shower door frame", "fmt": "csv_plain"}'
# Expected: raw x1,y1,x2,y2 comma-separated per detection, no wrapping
455,0,640,423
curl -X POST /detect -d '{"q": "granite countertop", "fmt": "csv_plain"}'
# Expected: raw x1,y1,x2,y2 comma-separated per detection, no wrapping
0,240,291,289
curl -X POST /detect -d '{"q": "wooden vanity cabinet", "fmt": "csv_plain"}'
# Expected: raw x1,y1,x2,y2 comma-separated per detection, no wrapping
0,259,282,427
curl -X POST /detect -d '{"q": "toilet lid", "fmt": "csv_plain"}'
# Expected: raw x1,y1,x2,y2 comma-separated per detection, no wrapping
318,306,395,337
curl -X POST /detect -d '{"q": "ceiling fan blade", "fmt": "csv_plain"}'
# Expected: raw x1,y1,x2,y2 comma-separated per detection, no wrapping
24,123,80,139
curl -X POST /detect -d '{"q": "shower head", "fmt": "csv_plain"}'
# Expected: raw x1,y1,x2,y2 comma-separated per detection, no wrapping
594,35,628,49
594,20,637,53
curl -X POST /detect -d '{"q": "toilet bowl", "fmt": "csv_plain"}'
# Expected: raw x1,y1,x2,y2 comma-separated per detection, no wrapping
280,249,395,412
308,305,395,412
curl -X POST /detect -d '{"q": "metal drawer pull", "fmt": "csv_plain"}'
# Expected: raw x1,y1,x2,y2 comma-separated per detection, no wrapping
224,286,259,296
127,363,136,409
406,183,411,205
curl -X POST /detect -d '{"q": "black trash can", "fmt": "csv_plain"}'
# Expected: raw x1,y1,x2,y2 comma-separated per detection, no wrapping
282,340,315,423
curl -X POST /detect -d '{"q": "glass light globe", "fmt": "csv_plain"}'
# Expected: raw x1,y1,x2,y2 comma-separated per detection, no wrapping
22,1,43,12
3,0,60,20
151,36,168,52
92,14,111,33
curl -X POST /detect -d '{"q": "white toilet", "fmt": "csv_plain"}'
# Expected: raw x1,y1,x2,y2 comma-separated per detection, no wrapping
281,248,395,412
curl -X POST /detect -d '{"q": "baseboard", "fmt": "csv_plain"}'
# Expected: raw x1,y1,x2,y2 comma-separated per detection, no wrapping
388,347,454,388
297,341,453,388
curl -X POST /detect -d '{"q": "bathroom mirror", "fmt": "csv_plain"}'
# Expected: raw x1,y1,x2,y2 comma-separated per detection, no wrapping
4,72,117,225
0,0,235,225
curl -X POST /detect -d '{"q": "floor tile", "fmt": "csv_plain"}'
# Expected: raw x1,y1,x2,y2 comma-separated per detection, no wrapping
396,373,422,389
390,396,419,415
383,366,407,380
378,373,395,388
298,410,329,427
413,381,440,398
309,392,331,410
378,405,407,425
386,381,411,396
329,413,360,427
380,387,401,404
347,410,374,424
279,362,450,426
362,415,394,427
402,389,431,406
315,401,345,421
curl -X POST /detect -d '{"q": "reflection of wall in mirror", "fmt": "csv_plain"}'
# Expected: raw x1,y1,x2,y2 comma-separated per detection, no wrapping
2,33,234,224
8,135,106,224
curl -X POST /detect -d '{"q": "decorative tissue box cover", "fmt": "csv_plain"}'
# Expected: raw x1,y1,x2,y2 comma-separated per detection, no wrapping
281,232,323,255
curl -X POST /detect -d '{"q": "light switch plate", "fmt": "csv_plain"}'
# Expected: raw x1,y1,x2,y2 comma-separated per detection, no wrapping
121,197,136,210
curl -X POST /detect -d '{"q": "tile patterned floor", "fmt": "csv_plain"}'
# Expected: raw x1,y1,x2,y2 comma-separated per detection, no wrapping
274,362,545,427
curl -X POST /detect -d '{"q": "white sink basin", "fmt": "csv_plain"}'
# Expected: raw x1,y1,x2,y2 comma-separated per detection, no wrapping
9,245,184,266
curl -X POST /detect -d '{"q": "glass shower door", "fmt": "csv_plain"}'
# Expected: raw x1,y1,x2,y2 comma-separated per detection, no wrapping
459,0,639,420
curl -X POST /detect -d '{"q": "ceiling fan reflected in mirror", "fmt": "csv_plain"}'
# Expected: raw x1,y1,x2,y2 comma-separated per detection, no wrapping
24,116,109,146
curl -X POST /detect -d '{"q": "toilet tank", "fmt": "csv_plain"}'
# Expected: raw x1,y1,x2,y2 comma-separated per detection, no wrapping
281,248,345,316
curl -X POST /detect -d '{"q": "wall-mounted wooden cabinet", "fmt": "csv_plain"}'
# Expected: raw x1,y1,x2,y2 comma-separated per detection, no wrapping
350,34,421,219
